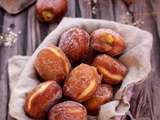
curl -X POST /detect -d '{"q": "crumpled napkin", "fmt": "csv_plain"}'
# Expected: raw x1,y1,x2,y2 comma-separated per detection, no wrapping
8,17,153,120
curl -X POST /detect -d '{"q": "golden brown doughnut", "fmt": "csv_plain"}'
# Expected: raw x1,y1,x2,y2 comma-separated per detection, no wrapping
48,101,87,120
93,54,128,85
36,0,68,23
91,28,126,56
58,27,90,63
24,81,62,119
63,63,101,102
84,84,113,115
34,44,71,83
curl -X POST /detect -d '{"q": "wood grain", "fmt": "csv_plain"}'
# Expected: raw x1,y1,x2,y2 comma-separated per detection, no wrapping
114,0,132,24
0,11,27,120
27,5,39,55
0,0,36,14
78,0,92,18
129,0,160,120
67,0,76,17
95,0,114,20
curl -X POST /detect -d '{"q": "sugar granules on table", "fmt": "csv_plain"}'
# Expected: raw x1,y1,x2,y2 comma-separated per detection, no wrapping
0,27,21,47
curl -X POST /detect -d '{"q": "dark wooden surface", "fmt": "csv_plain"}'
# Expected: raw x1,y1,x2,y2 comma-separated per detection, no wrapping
0,0,160,120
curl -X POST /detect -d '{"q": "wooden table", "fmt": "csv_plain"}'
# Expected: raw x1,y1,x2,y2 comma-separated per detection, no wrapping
0,0,160,120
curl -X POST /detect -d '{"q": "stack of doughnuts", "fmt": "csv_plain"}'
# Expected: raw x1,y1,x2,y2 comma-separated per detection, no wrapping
24,27,128,120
